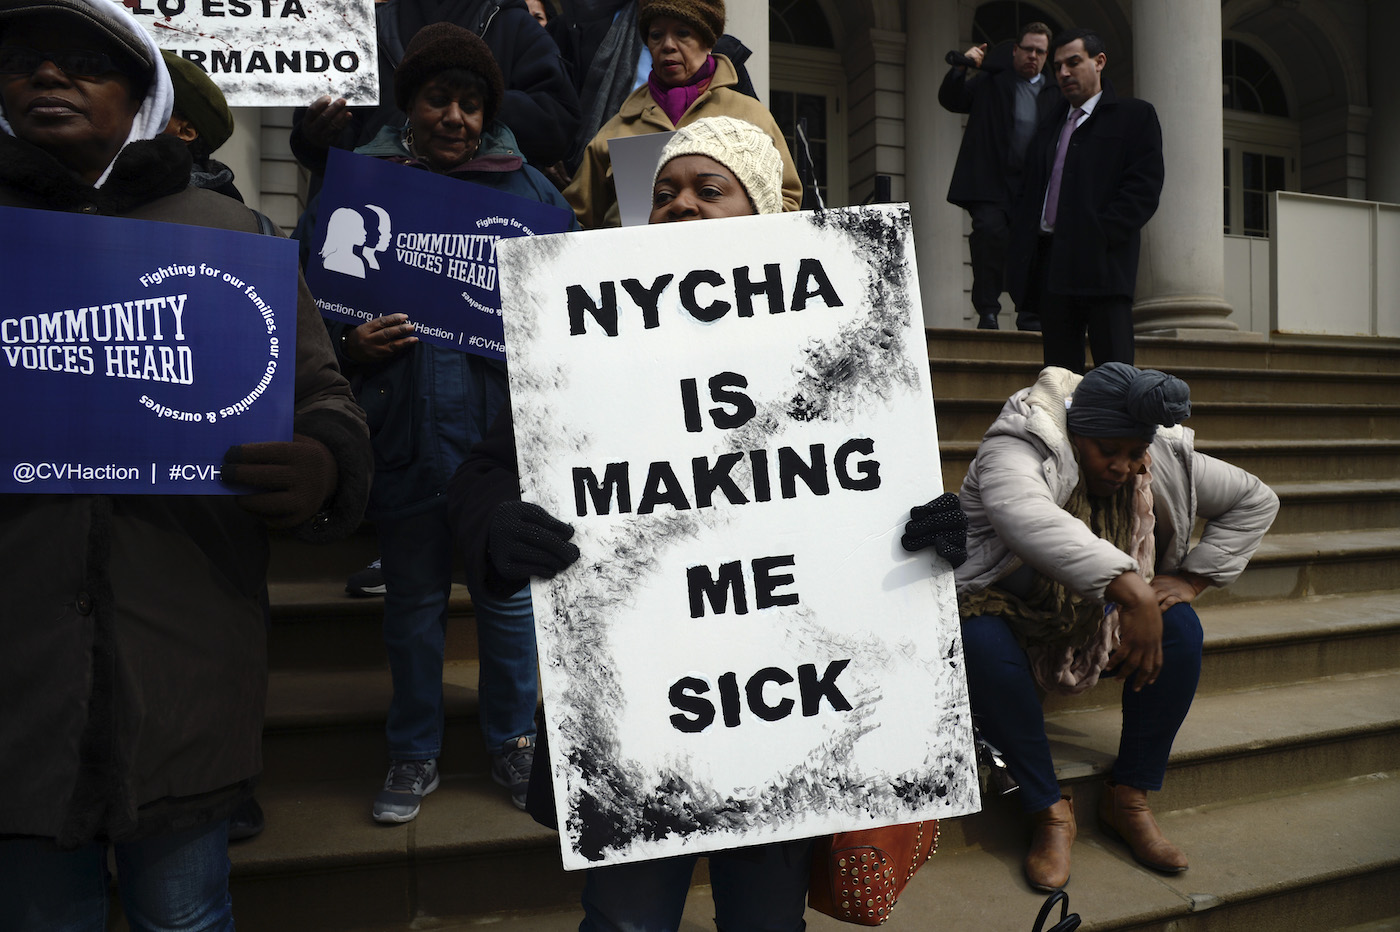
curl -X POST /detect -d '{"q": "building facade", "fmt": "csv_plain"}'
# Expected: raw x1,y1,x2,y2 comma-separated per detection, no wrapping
230,0,1397,334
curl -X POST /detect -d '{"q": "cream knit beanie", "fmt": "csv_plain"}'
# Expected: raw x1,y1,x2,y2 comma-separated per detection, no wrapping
652,116,785,215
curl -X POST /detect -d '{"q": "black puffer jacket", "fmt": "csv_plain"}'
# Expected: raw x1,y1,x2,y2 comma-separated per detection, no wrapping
0,132,371,846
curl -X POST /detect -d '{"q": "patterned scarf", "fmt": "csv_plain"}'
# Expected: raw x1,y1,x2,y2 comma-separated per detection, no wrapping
960,457,1157,695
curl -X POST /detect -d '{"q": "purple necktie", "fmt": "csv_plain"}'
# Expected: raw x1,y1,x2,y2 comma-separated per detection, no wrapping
1042,107,1085,230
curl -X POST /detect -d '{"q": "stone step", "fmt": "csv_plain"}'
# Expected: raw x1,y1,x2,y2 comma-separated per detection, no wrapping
266,580,478,670
254,641,1400,847
1030,670,1400,818
260,587,1400,785
931,358,1400,406
228,775,575,932
1219,528,1400,603
261,660,508,784
1042,591,1400,715
231,738,1400,931
925,329,1400,373
1267,480,1400,534
933,398,1400,445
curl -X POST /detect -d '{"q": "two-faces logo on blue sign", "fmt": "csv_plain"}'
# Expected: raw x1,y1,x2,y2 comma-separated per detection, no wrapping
306,148,574,360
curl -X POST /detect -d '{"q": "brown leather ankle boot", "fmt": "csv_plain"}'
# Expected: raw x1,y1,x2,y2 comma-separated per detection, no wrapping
1024,796,1075,891
1097,781,1188,873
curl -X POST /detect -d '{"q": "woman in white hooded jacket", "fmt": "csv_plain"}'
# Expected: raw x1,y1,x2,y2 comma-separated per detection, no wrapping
952,363,1277,892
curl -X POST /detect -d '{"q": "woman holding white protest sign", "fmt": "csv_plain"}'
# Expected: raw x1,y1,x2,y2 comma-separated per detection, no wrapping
451,115,964,932
0,0,371,925
563,0,802,229
302,21,579,824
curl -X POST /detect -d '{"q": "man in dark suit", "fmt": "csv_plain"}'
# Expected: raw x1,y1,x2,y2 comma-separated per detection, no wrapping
1006,27,1164,373
939,22,1060,331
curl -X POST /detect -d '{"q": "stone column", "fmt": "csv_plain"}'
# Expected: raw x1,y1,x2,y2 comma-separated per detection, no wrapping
905,0,967,328
726,3,769,103
1130,0,1238,334
1368,0,1400,204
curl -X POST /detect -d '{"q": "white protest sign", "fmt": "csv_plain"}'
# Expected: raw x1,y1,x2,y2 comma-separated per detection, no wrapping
121,0,378,106
608,131,674,227
497,205,980,870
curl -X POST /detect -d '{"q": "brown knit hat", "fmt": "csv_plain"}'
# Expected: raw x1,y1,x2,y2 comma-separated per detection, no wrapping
394,22,505,124
638,0,724,48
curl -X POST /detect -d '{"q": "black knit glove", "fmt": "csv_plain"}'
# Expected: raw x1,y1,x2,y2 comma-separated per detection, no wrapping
488,501,581,580
901,492,969,568
223,433,337,528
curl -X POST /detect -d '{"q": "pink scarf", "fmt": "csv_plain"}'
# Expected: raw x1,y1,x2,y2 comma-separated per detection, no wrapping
648,55,716,127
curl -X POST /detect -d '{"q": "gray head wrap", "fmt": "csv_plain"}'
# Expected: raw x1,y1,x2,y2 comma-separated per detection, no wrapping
1066,362,1191,440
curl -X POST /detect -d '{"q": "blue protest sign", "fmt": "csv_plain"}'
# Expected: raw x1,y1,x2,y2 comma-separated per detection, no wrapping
304,147,574,360
1,206,297,495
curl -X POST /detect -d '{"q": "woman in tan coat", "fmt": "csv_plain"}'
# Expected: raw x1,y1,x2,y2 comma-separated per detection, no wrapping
563,0,801,228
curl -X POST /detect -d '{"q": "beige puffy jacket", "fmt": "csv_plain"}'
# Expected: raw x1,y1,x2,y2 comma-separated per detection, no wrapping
954,367,1279,604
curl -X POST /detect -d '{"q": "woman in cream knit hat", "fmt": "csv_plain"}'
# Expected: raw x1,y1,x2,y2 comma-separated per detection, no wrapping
451,116,808,932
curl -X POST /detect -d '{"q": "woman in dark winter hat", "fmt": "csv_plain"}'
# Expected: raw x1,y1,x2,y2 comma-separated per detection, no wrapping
0,0,370,926
944,363,1277,892
563,0,802,228
304,22,578,825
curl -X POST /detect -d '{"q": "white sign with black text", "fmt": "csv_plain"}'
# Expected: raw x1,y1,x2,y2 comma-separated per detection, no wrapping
497,205,980,870
123,0,378,106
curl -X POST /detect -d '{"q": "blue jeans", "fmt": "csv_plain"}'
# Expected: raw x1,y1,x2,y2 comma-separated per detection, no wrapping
378,502,538,759
580,841,812,932
0,821,233,932
961,603,1204,814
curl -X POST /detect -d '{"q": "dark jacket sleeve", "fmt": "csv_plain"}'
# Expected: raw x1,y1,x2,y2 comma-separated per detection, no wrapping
449,403,528,598
486,7,582,166
289,270,373,542
938,67,979,113
1097,100,1164,248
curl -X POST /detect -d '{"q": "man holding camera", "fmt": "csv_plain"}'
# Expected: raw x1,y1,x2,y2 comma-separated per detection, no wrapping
939,22,1060,331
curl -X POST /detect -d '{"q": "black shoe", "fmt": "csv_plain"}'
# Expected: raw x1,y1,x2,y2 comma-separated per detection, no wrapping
228,797,265,841
977,312,1000,330
1016,316,1042,332
346,558,386,597
491,736,535,811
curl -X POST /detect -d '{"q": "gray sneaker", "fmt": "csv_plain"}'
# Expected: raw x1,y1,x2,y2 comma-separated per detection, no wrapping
372,758,439,823
490,736,534,811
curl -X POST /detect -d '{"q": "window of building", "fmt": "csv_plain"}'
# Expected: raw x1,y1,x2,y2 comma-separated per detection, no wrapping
1222,39,1296,236
770,0,834,48
972,1,1062,49
1222,39,1288,117
770,0,845,206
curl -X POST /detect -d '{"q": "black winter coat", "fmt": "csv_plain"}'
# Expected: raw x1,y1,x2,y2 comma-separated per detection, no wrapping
0,133,371,847
938,65,1061,209
1005,82,1164,303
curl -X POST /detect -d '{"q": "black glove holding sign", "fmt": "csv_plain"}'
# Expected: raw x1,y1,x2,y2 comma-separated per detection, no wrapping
223,434,337,528
901,491,969,568
488,500,581,581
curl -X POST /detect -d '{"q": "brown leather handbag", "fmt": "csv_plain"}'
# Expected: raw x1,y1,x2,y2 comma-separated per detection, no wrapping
807,821,939,925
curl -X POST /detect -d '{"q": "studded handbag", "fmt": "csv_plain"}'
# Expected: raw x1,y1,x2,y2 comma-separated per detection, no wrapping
806,821,938,926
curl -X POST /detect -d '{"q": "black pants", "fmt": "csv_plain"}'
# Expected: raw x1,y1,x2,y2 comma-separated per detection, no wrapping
967,202,1010,317
1021,234,1135,373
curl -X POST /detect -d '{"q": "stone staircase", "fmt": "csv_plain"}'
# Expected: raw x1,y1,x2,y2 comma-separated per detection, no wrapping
218,330,1400,932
